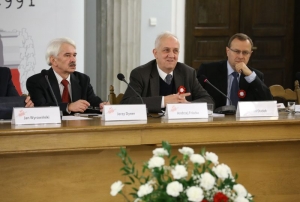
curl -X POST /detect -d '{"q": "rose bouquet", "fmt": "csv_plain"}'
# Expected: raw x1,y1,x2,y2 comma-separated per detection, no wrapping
110,141,254,202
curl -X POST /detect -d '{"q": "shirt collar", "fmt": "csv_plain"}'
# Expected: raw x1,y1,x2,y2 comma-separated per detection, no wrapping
53,70,71,84
156,64,173,80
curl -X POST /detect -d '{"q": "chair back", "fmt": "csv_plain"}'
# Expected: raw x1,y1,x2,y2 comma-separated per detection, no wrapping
108,85,124,104
269,80,300,104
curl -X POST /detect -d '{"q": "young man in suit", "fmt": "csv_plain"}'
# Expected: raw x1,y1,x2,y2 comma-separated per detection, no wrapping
121,31,214,113
26,37,109,115
197,33,273,109
0,66,33,107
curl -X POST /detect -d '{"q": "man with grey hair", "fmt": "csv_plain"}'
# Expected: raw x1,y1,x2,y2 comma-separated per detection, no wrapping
26,37,108,115
121,31,214,113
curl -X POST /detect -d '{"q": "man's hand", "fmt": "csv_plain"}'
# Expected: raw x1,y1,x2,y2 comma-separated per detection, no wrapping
68,100,90,113
164,93,191,105
24,96,34,108
235,62,252,76
99,101,110,112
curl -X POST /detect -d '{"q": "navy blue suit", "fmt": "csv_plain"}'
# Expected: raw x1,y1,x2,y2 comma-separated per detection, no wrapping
197,60,273,109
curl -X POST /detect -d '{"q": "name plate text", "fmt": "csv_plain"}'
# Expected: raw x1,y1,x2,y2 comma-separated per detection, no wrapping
12,107,61,125
236,101,278,117
166,103,208,119
102,104,147,121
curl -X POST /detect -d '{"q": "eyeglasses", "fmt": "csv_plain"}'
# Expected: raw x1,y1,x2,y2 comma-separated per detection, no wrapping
228,47,252,56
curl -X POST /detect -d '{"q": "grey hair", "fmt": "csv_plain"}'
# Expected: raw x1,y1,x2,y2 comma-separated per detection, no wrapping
45,37,76,65
154,31,179,49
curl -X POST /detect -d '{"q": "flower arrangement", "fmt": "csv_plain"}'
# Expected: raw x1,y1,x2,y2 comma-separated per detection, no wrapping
110,141,254,202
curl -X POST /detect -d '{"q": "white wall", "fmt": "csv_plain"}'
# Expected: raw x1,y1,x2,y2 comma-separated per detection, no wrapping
0,0,85,93
140,0,185,65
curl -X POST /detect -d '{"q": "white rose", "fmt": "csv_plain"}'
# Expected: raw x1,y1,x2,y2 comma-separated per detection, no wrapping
166,181,183,197
190,154,205,165
186,186,204,202
205,151,219,165
137,184,153,197
179,147,194,156
148,156,165,169
200,172,215,190
171,164,188,179
233,184,248,197
152,148,169,156
234,196,249,202
212,163,233,180
110,180,124,196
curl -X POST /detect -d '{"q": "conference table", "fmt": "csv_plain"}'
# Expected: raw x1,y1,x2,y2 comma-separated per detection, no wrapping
0,113,300,202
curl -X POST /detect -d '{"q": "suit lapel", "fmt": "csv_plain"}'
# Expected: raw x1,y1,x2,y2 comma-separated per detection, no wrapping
218,61,228,94
48,68,62,102
174,66,183,92
239,74,249,91
149,63,160,96
70,73,82,101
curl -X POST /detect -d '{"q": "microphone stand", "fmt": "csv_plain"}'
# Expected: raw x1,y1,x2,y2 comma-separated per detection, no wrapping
204,79,236,115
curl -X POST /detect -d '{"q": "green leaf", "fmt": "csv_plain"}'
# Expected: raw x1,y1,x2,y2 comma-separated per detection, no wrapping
162,141,171,157
129,176,135,183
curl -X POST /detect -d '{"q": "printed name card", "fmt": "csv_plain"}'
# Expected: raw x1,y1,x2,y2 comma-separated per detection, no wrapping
236,101,278,117
102,104,147,121
165,103,208,119
12,107,61,125
295,105,300,113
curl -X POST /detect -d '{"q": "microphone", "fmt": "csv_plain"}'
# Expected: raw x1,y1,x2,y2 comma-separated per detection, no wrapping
117,73,144,104
117,73,158,116
41,69,62,117
200,75,236,115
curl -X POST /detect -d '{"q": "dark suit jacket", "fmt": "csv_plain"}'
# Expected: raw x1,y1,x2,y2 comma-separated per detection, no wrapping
120,59,214,113
0,67,19,96
197,60,273,109
26,68,103,115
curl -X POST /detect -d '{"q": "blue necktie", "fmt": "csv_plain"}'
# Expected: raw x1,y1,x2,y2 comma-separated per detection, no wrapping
230,72,239,107
165,74,172,85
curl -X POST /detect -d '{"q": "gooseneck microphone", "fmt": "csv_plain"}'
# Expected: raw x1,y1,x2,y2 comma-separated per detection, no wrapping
41,70,59,107
200,75,236,115
41,70,62,117
117,73,145,105
117,73,165,117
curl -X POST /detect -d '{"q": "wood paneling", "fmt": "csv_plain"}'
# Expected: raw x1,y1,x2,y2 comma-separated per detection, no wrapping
0,115,300,201
185,0,295,88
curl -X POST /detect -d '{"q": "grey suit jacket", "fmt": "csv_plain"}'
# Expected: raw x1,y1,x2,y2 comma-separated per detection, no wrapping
120,60,214,113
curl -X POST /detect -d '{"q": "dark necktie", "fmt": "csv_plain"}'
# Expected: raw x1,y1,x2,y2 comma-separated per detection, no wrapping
165,74,172,85
61,79,71,103
230,72,239,107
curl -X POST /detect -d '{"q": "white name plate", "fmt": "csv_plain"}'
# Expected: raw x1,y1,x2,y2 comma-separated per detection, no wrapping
166,103,208,119
295,105,300,113
12,107,61,125
236,101,278,117
102,104,147,121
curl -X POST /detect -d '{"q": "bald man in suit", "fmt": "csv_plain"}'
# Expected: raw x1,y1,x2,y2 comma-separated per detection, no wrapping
121,32,213,113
